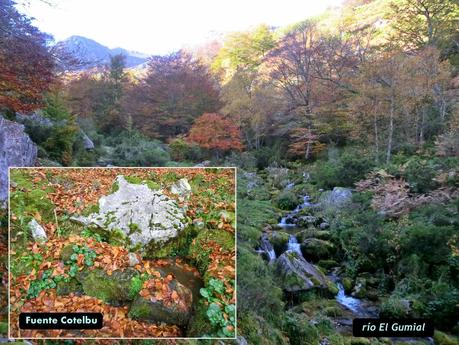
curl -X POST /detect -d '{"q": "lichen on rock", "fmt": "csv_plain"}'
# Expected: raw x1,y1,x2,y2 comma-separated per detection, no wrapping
72,175,188,248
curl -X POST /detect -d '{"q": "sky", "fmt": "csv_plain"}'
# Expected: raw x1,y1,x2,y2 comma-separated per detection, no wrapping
19,0,343,55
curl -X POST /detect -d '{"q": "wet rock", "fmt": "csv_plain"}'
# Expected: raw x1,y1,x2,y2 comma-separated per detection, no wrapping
77,268,139,305
0,117,37,207
128,280,193,326
267,231,290,256
28,219,47,241
276,250,332,293
73,175,187,247
351,278,367,299
296,215,318,227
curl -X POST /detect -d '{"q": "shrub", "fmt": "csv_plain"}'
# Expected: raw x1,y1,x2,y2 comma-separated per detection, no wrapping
107,130,170,166
275,190,299,210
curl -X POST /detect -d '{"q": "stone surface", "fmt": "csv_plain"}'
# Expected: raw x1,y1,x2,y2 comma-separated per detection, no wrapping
276,250,330,292
300,238,334,261
77,268,139,305
81,131,95,150
319,187,352,210
170,178,191,198
128,252,140,267
129,280,193,326
28,219,47,241
72,175,187,246
0,117,37,207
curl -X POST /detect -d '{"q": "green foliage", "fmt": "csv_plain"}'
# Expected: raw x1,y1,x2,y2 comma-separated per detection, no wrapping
65,245,97,277
105,130,170,166
275,190,299,210
199,278,235,337
27,269,58,298
311,149,376,189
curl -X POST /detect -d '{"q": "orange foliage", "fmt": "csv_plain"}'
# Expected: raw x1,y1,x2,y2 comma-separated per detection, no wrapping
188,113,243,152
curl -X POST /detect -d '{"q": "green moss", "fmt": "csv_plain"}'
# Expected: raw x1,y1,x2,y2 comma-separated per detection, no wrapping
123,175,161,190
189,228,235,274
317,259,339,270
145,225,198,259
77,268,139,304
434,331,458,345
186,300,214,337
111,181,119,193
350,338,371,345
82,203,100,216
268,231,290,255
56,278,83,296
342,277,353,294
0,321,7,334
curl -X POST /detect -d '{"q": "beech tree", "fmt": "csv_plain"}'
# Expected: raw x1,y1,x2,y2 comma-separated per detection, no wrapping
187,113,243,158
127,51,221,140
0,0,55,113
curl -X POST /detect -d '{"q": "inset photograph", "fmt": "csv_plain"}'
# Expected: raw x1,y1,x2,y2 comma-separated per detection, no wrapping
9,167,236,339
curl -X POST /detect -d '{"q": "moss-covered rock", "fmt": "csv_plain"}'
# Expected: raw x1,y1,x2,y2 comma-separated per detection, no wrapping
189,228,234,275
341,277,353,294
317,259,338,270
60,244,74,262
267,231,290,256
77,268,139,305
433,331,459,345
128,280,193,326
296,229,331,242
144,224,198,259
186,300,213,337
300,238,335,262
56,278,83,296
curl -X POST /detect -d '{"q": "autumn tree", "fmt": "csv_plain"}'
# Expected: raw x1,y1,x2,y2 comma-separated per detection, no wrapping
0,0,55,113
350,47,451,163
266,21,363,159
389,0,459,51
65,54,129,133
126,51,221,140
187,113,243,158
215,25,281,150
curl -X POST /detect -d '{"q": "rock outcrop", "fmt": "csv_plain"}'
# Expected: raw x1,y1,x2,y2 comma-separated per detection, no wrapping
0,117,37,207
72,175,187,246
319,187,352,210
276,250,333,293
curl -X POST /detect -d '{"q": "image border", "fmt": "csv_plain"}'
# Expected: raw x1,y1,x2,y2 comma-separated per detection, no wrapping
7,166,238,340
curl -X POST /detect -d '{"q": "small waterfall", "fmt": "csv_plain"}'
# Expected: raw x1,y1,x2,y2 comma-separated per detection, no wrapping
278,194,315,228
258,235,276,263
335,282,364,315
285,182,295,190
287,235,302,255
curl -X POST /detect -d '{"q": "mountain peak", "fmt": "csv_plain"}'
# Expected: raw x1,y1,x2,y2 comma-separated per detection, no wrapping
55,36,149,70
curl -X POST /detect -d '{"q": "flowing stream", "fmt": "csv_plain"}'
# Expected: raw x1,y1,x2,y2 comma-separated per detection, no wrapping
278,195,314,228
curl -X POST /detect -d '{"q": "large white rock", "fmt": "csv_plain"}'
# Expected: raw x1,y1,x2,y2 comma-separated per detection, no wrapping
74,176,187,245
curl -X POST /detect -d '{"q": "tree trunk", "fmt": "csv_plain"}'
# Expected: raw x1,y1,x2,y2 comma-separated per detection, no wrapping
374,112,379,164
420,107,426,145
386,94,395,164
